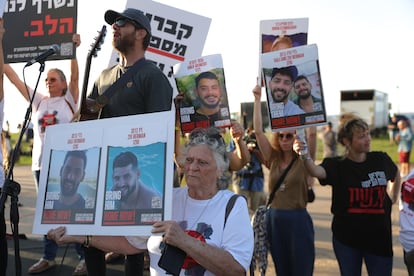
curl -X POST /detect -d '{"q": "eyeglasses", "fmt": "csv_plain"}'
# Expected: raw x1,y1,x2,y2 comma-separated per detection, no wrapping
278,133,294,140
45,77,57,83
114,18,140,29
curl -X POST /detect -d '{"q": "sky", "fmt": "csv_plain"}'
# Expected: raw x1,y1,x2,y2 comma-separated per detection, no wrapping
4,0,414,132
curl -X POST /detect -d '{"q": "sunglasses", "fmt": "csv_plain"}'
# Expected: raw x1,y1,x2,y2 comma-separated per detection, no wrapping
114,18,140,29
189,128,225,146
45,77,57,83
278,133,294,140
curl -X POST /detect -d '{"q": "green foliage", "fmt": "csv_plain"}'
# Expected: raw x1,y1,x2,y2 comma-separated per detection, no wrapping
316,133,401,163
9,132,32,166
8,130,402,167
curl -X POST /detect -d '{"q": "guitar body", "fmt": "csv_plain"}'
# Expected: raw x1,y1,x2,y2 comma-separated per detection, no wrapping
72,25,107,122
79,99,101,121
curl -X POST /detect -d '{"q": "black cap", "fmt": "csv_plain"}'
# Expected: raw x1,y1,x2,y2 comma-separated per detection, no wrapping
105,8,151,35
271,66,298,81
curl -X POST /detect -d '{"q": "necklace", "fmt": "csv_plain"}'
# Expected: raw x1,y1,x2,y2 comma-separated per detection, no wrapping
183,192,213,230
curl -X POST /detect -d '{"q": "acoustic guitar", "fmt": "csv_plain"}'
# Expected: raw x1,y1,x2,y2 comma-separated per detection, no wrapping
72,25,107,122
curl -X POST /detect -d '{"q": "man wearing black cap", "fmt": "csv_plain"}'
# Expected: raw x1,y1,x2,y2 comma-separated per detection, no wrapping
268,66,305,118
82,7,172,276
85,8,172,119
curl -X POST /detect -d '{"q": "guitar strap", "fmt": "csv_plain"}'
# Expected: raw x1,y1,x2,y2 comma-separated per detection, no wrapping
94,57,147,107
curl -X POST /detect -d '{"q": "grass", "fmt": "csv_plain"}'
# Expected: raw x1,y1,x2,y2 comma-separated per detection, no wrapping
8,132,33,166
8,130,403,166
316,132,401,163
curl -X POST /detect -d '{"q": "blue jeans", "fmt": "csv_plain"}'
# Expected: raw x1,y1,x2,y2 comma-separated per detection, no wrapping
44,236,84,260
1,203,7,276
267,208,315,276
333,237,392,276
32,170,40,188
404,249,414,276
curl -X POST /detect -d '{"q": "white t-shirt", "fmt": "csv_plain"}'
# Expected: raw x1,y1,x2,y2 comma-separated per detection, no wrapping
147,187,253,276
0,98,4,187
31,89,77,171
400,171,414,252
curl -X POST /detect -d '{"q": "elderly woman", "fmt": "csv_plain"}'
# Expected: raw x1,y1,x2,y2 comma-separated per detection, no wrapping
48,127,253,275
252,84,315,276
294,113,401,276
147,127,253,275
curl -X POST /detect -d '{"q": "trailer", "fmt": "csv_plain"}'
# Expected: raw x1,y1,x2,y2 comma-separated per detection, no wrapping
340,89,389,136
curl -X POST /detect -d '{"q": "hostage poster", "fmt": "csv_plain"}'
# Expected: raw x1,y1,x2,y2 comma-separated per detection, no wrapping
33,111,175,236
259,18,308,84
173,54,231,134
261,44,327,131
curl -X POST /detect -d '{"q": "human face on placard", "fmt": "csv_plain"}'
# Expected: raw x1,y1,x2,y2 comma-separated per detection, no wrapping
294,78,312,99
112,164,139,201
270,73,293,103
195,78,221,109
60,156,85,197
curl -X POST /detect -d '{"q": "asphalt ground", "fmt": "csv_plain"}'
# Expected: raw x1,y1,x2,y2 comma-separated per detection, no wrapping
3,165,408,275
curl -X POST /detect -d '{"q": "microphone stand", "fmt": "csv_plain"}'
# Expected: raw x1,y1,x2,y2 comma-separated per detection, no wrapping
0,61,45,276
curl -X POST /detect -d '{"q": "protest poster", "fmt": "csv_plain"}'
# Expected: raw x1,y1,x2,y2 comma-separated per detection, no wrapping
2,0,77,63
33,111,175,236
0,0,5,17
113,0,211,93
173,54,231,133
261,44,327,131
260,18,308,53
41,148,100,225
259,18,308,84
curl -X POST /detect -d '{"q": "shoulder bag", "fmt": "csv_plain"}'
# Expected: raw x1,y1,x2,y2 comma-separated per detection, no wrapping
250,156,297,276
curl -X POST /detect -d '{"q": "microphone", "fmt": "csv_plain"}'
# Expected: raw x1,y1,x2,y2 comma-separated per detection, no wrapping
25,44,60,67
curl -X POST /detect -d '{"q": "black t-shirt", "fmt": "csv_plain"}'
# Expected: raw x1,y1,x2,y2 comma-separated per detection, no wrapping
319,152,397,256
89,61,172,118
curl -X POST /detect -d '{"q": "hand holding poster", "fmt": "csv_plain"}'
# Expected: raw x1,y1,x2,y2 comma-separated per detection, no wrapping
33,111,175,236
173,54,231,133
261,44,326,131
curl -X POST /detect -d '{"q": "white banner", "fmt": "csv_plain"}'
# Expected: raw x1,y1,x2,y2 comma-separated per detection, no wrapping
33,111,175,236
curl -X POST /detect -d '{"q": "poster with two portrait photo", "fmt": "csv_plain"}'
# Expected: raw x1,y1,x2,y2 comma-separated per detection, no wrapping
32,111,175,236
173,54,231,134
261,44,327,131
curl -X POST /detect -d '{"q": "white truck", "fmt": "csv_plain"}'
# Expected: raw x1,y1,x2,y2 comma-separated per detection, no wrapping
340,89,389,136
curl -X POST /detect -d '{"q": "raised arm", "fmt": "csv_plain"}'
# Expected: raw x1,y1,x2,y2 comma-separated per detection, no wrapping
252,84,272,162
69,33,81,104
3,64,31,101
228,120,250,171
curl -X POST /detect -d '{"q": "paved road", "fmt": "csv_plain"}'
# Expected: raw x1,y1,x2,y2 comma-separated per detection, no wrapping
3,165,407,275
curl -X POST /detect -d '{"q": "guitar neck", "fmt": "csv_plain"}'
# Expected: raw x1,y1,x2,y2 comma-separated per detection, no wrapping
75,25,106,122
80,55,93,106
